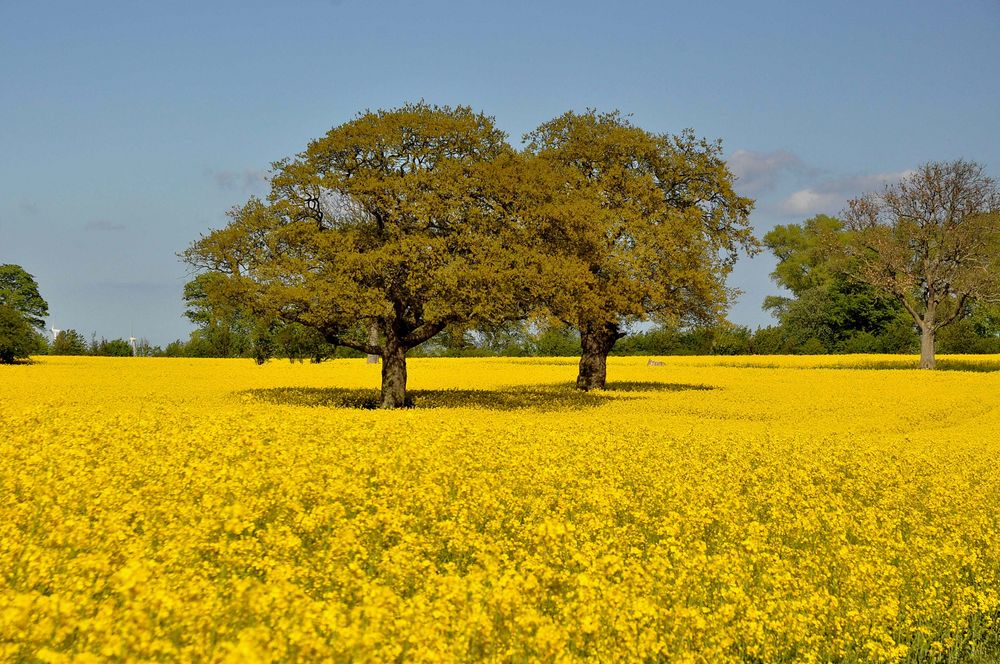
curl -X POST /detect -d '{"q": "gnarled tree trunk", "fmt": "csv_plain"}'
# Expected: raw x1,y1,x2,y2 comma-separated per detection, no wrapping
576,322,624,391
380,331,408,408
919,325,936,370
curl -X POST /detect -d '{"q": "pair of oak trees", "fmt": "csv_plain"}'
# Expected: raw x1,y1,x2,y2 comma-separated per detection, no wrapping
184,104,755,408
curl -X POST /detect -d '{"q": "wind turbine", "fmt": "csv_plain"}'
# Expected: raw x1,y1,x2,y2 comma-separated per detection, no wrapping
128,324,137,356
50,327,61,342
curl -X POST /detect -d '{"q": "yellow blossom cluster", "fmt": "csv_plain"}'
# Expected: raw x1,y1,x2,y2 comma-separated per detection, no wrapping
2,355,999,662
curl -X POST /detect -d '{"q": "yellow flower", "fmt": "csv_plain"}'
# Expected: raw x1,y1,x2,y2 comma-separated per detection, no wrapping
1,354,998,661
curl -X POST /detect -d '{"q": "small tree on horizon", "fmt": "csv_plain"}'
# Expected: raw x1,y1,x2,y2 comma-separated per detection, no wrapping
51,329,89,355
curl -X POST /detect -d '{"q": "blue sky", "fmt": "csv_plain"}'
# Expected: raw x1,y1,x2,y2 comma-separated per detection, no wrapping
2,0,998,345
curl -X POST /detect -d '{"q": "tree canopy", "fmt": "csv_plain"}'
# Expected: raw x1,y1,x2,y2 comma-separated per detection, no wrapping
185,103,543,407
0,305,36,363
0,265,48,363
524,110,756,389
0,264,48,330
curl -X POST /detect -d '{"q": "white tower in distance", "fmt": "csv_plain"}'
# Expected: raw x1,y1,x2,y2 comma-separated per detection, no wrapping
128,323,137,356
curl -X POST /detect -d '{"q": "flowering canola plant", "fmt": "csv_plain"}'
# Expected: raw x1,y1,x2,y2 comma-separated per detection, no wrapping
2,355,999,662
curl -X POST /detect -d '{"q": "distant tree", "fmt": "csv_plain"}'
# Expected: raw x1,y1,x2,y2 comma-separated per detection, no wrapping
91,337,133,357
751,325,798,355
0,265,49,363
250,320,339,364
711,322,755,355
0,264,48,329
186,103,540,408
473,320,533,356
530,323,582,357
525,110,756,390
52,329,89,355
133,338,161,357
845,161,1000,368
762,215,906,352
0,304,36,363
162,339,189,357
182,271,255,357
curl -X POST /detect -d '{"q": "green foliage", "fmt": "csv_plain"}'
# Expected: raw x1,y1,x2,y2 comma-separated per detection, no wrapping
250,321,345,364
762,215,917,354
185,103,551,406
763,215,847,297
530,324,582,357
0,265,48,330
182,272,255,358
51,329,89,356
938,316,1000,354
0,304,36,363
471,321,533,357
90,337,133,357
797,337,827,355
750,326,798,355
525,110,757,337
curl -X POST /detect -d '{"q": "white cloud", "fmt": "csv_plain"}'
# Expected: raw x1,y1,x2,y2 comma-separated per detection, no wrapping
778,189,842,216
777,169,916,216
728,149,810,194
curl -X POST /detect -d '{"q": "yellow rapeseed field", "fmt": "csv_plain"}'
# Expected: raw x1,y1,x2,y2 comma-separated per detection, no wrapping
2,355,999,662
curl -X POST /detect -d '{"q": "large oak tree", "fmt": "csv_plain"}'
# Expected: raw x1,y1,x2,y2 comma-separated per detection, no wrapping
844,160,1000,369
185,104,539,407
524,111,756,390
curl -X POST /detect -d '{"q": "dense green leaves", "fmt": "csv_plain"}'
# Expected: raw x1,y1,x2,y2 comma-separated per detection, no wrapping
762,215,908,352
0,264,48,330
0,265,49,363
51,329,89,356
0,304,37,363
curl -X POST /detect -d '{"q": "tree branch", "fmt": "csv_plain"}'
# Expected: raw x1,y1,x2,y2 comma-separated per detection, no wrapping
339,337,382,356
897,294,925,329
402,318,453,348
933,293,970,331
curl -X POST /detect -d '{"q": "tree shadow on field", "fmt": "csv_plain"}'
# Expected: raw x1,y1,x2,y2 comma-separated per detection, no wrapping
603,381,718,393
241,381,717,411
827,359,1000,373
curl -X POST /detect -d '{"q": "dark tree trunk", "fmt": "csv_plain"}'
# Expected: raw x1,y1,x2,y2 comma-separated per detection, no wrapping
380,332,408,408
919,326,936,370
576,323,623,391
